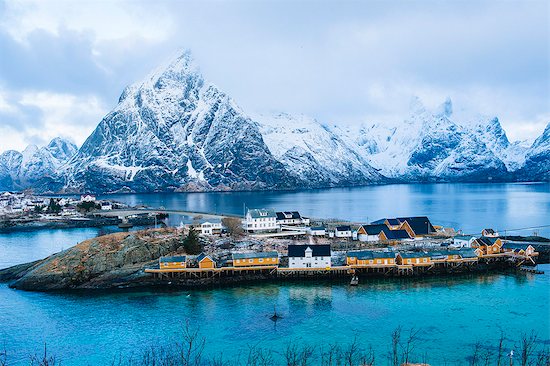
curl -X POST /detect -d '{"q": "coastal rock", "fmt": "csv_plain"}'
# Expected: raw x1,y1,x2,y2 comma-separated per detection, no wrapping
1,229,185,291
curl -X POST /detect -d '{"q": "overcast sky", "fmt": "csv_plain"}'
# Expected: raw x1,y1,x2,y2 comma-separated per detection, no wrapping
0,0,548,152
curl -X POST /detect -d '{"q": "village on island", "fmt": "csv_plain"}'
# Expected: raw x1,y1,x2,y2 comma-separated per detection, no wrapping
0,191,544,285
145,207,543,283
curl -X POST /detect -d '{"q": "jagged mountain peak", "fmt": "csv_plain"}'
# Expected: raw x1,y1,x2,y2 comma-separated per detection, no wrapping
532,122,550,148
436,97,453,118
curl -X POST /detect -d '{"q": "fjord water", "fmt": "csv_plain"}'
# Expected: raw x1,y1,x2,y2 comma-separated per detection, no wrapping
1,183,549,365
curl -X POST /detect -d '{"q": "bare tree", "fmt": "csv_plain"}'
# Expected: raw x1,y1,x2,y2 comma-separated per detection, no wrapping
222,217,244,238
390,326,402,366
29,344,60,366
496,331,506,366
177,321,206,366
519,331,537,366
400,327,421,364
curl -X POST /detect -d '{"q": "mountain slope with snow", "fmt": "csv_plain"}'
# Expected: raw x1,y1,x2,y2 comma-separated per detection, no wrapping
333,98,510,181
0,138,77,191
255,113,384,186
54,52,300,193
518,123,550,181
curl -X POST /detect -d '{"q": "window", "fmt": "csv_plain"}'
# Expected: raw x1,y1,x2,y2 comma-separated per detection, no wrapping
259,258,264,263
236,259,240,263
249,259,253,263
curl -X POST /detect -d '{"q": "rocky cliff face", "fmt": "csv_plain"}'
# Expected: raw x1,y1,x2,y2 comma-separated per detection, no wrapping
1,229,184,291
518,123,550,181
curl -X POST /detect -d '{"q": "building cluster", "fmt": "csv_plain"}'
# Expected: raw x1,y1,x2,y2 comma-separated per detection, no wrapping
453,231,537,258
244,209,441,245
0,192,122,217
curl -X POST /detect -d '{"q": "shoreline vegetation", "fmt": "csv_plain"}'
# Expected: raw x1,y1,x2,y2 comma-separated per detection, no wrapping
1,323,548,366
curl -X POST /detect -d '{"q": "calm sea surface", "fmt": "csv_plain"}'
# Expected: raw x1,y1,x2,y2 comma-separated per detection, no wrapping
0,183,549,365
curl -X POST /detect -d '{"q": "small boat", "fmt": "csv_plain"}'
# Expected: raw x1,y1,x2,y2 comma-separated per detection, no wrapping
350,275,359,286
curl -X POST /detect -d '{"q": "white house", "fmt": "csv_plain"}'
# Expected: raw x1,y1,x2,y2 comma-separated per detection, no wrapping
100,202,113,210
335,225,352,238
198,220,223,235
453,235,476,248
80,194,96,202
275,211,311,227
481,228,499,237
309,226,326,236
244,209,278,233
288,244,331,268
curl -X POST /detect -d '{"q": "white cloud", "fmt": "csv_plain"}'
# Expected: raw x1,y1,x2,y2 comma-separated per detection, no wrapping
1,0,173,45
0,90,107,151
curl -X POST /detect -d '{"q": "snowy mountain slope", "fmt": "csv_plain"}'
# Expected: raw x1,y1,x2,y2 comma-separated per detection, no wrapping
254,113,384,186
333,98,509,181
0,138,77,191
517,123,550,181
55,51,299,193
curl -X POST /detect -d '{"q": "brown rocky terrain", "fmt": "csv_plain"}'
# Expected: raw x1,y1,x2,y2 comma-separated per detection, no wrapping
0,228,186,291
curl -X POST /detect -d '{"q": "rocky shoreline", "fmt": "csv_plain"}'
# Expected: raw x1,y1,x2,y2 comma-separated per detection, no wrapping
0,227,537,292
0,216,156,233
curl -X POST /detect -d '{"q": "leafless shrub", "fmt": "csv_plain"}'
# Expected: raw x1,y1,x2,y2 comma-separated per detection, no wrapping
390,326,402,366
518,331,538,366
29,344,59,366
283,343,314,366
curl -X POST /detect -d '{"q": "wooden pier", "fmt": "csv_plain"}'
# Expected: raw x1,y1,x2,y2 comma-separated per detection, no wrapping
144,251,538,285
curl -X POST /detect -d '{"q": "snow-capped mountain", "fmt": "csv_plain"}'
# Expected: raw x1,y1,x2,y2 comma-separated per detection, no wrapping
332,98,530,182
0,138,77,191
255,113,383,186
1,51,547,194
55,51,302,193
518,123,550,181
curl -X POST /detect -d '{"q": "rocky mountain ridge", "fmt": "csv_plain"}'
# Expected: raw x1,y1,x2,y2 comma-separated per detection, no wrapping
0,51,547,193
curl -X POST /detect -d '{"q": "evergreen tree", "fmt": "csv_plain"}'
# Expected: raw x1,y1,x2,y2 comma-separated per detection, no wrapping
183,226,202,255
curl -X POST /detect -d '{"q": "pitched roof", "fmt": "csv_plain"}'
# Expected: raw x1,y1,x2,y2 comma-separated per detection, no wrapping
359,224,389,235
288,245,331,257
458,248,477,258
247,209,276,219
476,236,500,246
371,218,388,225
387,218,400,226
398,252,430,259
347,250,395,260
232,251,278,260
384,229,412,240
483,228,496,234
276,211,302,220
160,255,186,263
197,253,214,262
310,226,325,231
397,217,436,235
336,225,352,232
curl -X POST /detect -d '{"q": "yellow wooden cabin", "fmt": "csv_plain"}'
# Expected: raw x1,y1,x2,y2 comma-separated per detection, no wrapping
197,253,216,269
396,252,432,266
159,255,187,269
232,251,279,267
472,237,503,255
346,250,396,266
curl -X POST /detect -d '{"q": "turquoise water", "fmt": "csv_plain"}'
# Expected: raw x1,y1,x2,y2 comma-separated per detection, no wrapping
1,270,549,365
1,183,549,365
